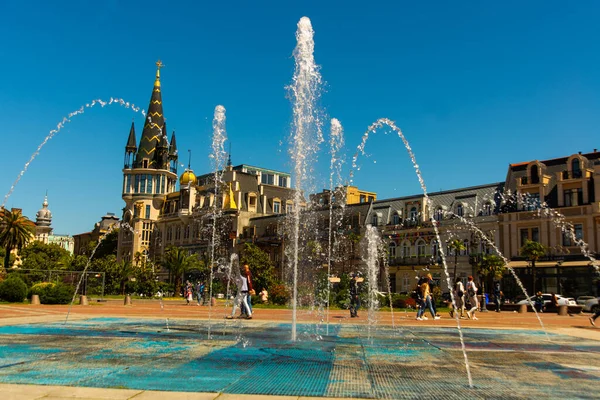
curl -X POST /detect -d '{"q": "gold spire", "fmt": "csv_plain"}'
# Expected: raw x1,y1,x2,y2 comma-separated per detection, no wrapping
155,60,164,87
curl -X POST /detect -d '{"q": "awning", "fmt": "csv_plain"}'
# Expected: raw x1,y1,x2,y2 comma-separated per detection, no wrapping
560,260,598,267
508,261,528,268
535,261,559,267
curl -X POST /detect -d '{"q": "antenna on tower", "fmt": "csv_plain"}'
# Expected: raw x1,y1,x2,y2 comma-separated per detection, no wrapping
187,149,192,170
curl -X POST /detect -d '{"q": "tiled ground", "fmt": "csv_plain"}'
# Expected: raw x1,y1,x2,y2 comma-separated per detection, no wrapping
0,317,598,399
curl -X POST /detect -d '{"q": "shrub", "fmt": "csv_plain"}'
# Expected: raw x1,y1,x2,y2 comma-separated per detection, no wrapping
0,275,28,302
269,283,290,305
29,282,75,304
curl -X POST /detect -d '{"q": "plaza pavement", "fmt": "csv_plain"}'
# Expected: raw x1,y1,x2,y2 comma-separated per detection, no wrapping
0,299,598,400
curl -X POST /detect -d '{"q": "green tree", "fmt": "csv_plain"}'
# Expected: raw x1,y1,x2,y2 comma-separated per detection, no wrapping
240,243,279,293
448,239,466,279
21,242,72,271
0,208,35,269
520,240,547,294
475,254,506,303
161,246,198,296
93,230,119,259
116,260,135,295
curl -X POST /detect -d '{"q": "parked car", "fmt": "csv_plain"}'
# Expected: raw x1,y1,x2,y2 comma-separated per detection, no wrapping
576,296,596,305
516,294,576,306
583,298,599,313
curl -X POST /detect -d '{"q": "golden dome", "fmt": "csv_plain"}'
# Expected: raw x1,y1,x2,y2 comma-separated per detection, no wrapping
179,170,197,186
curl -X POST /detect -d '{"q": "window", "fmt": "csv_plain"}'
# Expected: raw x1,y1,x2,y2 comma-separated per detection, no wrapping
564,223,583,246
410,207,418,221
360,195,366,203
526,193,541,210
286,202,293,213
392,213,400,225
531,165,539,184
564,188,583,207
273,200,281,214
521,227,539,245
134,175,141,194
159,176,165,194
368,196,375,203
261,173,274,185
371,213,380,226
520,228,528,246
401,241,410,258
456,204,464,217
462,239,469,255
531,227,539,242
572,159,581,178
143,159,149,168
248,194,257,211
140,175,147,194
145,205,151,219
482,202,492,216
388,242,396,261
184,225,190,239
278,176,288,187
416,240,426,257
431,240,438,257
146,175,153,193
435,207,443,221
125,175,132,194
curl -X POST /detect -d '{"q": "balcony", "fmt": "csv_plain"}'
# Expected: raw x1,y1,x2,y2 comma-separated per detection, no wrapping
562,170,583,180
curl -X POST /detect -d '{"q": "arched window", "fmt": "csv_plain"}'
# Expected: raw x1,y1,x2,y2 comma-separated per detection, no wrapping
371,213,379,226
401,240,411,258
456,204,464,217
416,239,426,257
435,207,443,221
572,158,581,178
388,242,396,261
431,240,439,257
410,207,418,220
531,165,539,184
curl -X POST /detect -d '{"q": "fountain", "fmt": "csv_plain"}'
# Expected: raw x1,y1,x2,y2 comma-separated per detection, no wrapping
2,15,599,400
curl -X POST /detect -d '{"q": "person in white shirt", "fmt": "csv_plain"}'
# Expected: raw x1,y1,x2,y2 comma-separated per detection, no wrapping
466,276,479,320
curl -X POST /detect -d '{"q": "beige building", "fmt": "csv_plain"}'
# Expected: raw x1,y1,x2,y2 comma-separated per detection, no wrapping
499,150,600,298
73,213,119,256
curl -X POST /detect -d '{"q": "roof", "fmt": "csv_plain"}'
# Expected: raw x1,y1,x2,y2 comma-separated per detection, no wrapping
134,63,165,169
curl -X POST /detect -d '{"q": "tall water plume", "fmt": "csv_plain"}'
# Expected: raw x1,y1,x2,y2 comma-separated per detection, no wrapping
353,118,473,387
324,118,345,334
207,105,228,339
3,98,144,207
287,16,324,341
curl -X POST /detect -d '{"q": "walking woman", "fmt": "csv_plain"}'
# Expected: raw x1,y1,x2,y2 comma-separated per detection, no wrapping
450,277,465,319
466,276,479,320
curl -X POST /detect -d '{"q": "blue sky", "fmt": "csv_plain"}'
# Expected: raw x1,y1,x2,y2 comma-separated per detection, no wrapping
1,1,599,235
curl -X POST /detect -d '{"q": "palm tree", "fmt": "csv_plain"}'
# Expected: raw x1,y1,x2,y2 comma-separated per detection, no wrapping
0,208,35,269
476,254,506,310
520,240,547,294
161,246,197,296
116,260,135,295
448,239,466,279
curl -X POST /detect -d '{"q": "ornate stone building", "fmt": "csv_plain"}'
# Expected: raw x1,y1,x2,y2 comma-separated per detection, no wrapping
117,61,178,263
34,194,74,254
499,150,600,298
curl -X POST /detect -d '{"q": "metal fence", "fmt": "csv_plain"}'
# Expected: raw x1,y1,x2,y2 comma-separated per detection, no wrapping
5,269,105,298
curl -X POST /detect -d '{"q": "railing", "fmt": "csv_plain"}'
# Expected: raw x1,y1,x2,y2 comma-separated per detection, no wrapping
562,170,583,179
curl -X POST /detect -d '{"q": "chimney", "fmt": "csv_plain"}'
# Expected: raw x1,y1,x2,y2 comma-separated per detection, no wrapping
594,149,597,152
578,151,582,155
